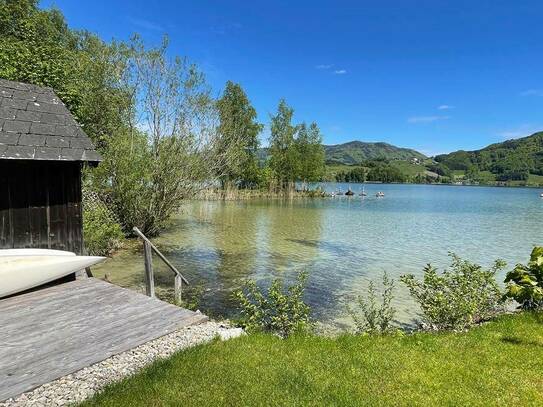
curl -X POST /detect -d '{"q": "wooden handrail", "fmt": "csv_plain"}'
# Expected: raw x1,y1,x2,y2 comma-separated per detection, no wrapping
133,227,189,302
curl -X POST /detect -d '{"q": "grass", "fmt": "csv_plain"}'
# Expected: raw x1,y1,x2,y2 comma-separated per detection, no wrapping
389,160,426,177
82,312,543,406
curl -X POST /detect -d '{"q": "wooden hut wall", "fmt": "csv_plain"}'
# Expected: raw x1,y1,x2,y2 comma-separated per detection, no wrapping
0,160,83,253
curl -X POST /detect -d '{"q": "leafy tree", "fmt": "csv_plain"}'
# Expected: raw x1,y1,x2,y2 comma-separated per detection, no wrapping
92,36,219,236
0,0,130,149
216,81,263,188
504,247,543,309
296,122,325,185
268,99,300,189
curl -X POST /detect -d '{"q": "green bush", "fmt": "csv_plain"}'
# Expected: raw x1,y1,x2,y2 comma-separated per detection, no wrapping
504,247,543,309
400,254,505,331
83,205,124,256
347,272,397,334
232,270,312,337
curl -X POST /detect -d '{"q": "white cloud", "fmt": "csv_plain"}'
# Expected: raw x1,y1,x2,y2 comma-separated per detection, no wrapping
333,69,347,75
407,116,449,124
315,64,333,70
520,89,543,96
437,105,454,110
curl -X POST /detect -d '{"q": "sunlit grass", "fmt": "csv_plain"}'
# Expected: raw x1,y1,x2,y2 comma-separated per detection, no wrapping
82,312,543,406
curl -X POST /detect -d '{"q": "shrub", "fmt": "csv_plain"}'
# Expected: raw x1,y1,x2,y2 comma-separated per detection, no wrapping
232,270,312,337
400,254,505,331
504,247,543,309
347,272,397,334
83,205,124,256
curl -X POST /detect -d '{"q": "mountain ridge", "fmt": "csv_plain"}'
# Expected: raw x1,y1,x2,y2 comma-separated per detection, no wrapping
434,131,543,181
324,140,426,165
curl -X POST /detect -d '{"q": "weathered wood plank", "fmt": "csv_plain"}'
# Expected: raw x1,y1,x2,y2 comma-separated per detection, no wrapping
0,278,207,401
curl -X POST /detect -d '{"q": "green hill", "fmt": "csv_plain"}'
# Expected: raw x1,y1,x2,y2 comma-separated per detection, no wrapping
324,141,426,165
257,141,426,166
434,132,543,182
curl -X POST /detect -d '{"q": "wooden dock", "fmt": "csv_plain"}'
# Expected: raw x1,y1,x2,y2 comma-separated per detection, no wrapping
0,278,208,401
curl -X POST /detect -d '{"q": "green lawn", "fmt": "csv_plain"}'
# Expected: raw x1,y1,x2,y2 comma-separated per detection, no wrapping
82,312,543,406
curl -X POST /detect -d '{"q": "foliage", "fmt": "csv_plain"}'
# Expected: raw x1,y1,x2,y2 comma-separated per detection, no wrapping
268,99,301,189
267,100,326,189
215,81,263,188
91,36,219,236
347,272,397,334
325,141,426,165
0,0,131,149
335,160,407,183
0,1,231,237
82,204,124,256
400,254,506,330
81,312,543,406
296,122,326,184
232,270,312,337
434,132,543,180
504,247,543,309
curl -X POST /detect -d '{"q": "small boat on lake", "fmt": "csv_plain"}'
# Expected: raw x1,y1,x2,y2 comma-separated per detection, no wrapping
376,191,385,197
0,249,105,298
359,186,367,196
345,189,355,196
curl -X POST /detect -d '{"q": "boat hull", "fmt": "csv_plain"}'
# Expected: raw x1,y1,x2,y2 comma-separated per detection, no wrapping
0,251,105,298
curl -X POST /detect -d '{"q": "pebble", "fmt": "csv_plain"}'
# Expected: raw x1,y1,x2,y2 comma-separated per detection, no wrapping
0,321,244,407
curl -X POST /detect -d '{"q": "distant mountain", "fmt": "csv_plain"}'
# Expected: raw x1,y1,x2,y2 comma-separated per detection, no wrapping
324,141,427,165
434,131,543,181
257,141,427,166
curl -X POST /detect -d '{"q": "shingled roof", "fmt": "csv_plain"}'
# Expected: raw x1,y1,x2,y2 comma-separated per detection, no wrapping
0,78,101,162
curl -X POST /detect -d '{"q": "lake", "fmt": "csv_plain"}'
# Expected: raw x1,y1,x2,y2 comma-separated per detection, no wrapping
93,183,543,328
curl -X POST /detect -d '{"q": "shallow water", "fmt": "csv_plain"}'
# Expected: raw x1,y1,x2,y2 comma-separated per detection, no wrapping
93,183,543,328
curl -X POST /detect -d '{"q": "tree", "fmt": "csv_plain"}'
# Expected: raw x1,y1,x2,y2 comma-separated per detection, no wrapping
0,0,130,149
216,81,263,188
93,36,220,236
295,122,326,186
268,99,300,190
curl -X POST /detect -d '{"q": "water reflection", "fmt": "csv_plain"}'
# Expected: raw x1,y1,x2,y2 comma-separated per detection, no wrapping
93,184,543,328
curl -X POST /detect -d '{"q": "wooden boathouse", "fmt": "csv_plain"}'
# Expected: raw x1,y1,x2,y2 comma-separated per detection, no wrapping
0,79,206,402
0,78,101,253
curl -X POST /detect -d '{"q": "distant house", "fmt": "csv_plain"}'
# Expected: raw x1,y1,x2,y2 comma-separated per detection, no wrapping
0,79,101,253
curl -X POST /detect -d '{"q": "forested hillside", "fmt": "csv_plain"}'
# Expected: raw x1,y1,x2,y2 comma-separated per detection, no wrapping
435,132,543,181
258,140,426,166
324,141,426,164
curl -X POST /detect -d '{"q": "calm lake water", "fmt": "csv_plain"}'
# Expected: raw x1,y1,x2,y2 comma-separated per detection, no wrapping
94,183,543,328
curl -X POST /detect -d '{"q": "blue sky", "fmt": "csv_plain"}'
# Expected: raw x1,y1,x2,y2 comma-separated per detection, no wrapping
44,0,543,155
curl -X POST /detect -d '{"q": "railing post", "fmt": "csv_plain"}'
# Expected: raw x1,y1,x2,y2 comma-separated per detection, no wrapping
174,274,182,304
143,240,155,298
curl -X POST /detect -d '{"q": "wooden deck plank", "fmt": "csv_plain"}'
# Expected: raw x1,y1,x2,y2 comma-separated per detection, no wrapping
0,278,208,401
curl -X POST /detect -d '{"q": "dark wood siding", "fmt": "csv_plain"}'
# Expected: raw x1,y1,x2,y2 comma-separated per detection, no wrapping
0,160,83,253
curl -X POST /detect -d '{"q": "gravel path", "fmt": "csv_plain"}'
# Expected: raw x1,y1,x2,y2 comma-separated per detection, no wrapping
0,321,244,407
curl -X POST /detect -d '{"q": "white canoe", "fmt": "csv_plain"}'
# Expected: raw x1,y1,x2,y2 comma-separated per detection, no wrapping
0,249,77,257
0,250,105,298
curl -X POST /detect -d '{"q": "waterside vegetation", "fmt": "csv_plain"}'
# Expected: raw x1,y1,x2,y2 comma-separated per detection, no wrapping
79,247,543,405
